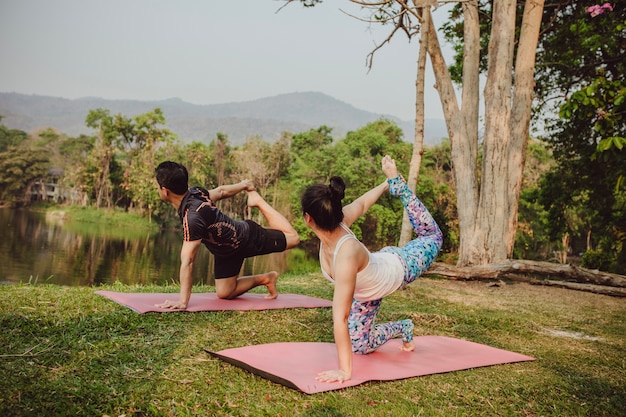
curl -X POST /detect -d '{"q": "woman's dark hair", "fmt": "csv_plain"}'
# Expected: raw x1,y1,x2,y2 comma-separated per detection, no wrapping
301,176,345,231
155,161,189,195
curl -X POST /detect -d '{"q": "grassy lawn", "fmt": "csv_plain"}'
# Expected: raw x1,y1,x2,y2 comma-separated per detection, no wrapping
1,274,624,416
43,205,160,239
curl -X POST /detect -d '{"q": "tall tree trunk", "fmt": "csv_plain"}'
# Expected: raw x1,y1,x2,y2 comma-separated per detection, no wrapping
506,0,545,257
426,1,479,266
400,6,431,246
458,0,481,265
95,147,111,209
472,0,517,264
215,135,227,186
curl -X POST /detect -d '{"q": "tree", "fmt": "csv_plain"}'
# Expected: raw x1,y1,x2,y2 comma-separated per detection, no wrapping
288,125,336,186
0,120,27,152
58,135,96,206
119,108,174,217
533,2,625,272
85,109,117,208
0,147,50,206
292,0,545,267
440,1,625,276
514,140,554,260
212,133,230,187
287,126,338,242
84,108,174,212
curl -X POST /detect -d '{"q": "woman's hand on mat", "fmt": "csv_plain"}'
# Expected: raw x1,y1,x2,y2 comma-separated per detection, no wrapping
316,369,350,383
155,299,187,310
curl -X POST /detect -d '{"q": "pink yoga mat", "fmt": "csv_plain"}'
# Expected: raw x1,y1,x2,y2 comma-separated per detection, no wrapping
95,290,332,313
206,336,535,394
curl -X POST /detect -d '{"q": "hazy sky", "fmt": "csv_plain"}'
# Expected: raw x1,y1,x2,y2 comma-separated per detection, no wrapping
0,0,455,121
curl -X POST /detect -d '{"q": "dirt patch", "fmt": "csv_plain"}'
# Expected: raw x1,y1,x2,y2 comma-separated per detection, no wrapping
542,328,603,341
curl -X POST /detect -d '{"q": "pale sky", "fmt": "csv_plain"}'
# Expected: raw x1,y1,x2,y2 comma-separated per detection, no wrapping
0,0,455,121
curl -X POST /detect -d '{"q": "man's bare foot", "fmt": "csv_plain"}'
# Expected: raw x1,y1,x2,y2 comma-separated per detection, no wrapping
247,190,264,208
400,341,415,352
262,271,279,299
382,155,399,179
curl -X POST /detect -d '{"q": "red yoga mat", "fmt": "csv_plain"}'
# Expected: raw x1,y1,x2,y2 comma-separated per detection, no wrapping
95,290,332,313
206,336,535,394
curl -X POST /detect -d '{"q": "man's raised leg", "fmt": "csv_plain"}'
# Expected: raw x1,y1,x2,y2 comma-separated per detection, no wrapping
247,191,300,248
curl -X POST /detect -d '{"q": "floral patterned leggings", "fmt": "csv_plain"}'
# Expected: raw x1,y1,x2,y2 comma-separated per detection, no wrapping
349,176,443,354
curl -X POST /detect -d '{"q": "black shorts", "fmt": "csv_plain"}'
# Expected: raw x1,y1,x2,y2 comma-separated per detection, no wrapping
213,220,287,279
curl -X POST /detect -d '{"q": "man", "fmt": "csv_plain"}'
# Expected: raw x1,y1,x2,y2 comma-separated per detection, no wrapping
154,161,300,309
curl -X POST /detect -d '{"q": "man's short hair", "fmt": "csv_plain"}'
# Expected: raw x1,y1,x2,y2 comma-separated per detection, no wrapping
155,161,189,195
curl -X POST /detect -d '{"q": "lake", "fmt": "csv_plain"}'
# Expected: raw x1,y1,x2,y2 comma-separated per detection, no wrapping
0,208,290,286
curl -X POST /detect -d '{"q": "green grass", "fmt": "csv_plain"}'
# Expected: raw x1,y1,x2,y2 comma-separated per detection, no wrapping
1,275,624,416
44,205,159,238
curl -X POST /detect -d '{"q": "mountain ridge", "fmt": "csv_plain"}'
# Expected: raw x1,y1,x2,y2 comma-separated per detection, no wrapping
0,91,447,146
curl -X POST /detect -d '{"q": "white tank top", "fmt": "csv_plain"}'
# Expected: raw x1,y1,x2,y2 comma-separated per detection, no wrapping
320,224,404,302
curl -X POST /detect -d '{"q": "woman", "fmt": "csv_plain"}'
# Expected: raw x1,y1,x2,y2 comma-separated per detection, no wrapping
301,155,443,383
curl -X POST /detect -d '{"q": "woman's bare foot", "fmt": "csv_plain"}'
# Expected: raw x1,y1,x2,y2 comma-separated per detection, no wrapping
247,190,264,208
400,318,414,350
262,271,279,299
400,341,415,352
382,155,399,179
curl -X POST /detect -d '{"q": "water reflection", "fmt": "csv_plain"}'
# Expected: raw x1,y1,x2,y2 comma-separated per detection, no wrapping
0,208,287,286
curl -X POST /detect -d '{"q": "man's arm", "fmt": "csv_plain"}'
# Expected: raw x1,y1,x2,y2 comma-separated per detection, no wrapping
208,179,255,202
156,239,201,310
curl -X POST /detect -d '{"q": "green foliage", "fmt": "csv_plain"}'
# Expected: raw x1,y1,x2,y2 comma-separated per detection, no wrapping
288,119,416,249
58,134,94,156
284,122,456,254
0,146,50,206
559,76,626,159
0,122,28,152
514,140,555,259
0,123,45,206
440,0,493,84
184,141,218,188
580,249,614,271
284,247,320,275
35,128,60,146
47,205,158,238
539,3,625,185
290,125,333,156
515,187,552,260
529,3,626,268
82,107,176,211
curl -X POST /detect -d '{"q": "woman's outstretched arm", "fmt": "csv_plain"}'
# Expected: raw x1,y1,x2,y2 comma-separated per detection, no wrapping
341,180,389,227
341,155,399,227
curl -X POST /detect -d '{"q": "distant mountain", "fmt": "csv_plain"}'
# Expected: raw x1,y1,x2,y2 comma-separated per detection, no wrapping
0,92,447,146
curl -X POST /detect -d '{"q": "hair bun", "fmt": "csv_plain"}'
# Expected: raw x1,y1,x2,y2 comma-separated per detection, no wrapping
328,176,345,202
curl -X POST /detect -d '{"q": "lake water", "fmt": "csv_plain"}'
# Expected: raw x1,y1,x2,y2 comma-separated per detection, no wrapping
0,208,289,286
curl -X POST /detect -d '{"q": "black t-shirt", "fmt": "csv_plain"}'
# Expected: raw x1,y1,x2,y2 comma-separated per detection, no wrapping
177,187,249,256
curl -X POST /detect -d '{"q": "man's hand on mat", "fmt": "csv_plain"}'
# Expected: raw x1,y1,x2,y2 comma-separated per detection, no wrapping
316,369,350,383
155,299,187,310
